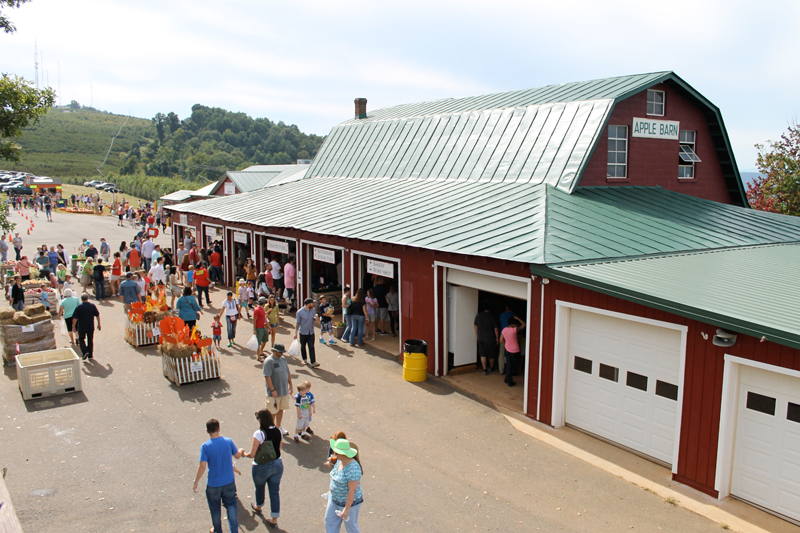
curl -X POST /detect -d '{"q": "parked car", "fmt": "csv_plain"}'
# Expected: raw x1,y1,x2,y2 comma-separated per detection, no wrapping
5,185,33,195
84,180,103,187
101,183,118,191
105,187,122,193
2,181,24,192
93,182,110,189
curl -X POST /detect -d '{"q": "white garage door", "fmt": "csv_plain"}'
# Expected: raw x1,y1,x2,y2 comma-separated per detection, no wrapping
732,366,800,522
566,310,682,465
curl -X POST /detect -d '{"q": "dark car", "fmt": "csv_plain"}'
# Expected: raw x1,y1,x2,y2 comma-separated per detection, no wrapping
105,187,122,193
5,185,34,195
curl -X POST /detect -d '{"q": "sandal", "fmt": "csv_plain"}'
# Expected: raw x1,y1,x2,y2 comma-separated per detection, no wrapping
251,502,263,516
257,356,265,362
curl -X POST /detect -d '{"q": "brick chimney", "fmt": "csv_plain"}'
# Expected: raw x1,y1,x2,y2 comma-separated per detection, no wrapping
354,98,367,119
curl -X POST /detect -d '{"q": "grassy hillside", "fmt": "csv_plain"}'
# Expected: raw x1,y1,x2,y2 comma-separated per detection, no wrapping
5,107,155,177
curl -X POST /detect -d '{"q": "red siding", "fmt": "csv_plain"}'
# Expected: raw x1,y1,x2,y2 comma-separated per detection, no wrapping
536,279,800,495
580,83,733,204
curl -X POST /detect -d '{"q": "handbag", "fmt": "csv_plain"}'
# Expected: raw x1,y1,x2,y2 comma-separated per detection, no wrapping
254,430,277,464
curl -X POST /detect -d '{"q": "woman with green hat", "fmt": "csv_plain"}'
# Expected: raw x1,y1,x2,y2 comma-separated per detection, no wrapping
325,438,363,532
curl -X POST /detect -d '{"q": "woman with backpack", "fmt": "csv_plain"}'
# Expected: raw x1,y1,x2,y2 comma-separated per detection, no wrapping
244,409,283,527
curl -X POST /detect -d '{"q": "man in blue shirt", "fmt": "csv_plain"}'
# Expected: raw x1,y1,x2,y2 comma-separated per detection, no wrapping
294,298,320,368
119,272,140,313
499,305,517,330
193,419,245,533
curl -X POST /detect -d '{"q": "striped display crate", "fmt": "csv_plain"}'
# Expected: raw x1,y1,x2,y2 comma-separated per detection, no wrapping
124,317,161,347
161,348,220,386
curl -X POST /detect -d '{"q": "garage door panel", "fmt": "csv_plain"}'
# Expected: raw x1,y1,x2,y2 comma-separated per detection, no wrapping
566,309,681,466
784,429,800,452
741,416,777,446
780,460,800,488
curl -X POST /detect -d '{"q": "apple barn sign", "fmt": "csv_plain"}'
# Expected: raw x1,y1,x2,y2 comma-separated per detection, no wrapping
631,117,680,140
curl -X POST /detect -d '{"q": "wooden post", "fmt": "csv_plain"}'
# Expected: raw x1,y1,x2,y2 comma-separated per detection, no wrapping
0,473,24,533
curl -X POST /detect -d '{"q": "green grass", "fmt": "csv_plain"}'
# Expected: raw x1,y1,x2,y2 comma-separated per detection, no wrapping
3,107,155,177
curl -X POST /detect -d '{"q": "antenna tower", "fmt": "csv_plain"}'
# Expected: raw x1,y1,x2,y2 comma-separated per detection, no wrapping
34,41,39,89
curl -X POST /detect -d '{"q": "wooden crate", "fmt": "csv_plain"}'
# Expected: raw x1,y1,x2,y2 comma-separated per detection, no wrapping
124,317,160,347
161,347,220,386
16,347,82,400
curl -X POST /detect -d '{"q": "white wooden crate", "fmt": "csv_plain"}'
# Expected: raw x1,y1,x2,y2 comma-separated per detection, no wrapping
16,348,82,400
162,349,220,386
124,318,160,347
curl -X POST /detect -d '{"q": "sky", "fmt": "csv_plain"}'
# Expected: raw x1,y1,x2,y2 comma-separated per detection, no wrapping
2,0,799,171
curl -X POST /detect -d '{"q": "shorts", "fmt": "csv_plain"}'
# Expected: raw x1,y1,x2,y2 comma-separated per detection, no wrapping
212,334,221,341
273,277,284,290
255,327,269,344
377,307,390,321
64,316,74,331
80,274,91,285
477,340,497,360
269,323,278,329
320,321,332,334
296,414,311,431
109,274,120,281
266,394,293,413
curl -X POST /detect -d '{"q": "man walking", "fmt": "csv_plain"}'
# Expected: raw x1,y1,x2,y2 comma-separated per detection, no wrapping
209,247,223,285
12,232,22,260
193,261,211,307
148,256,167,287
141,236,155,272
263,343,294,436
72,293,101,360
193,419,245,533
119,272,140,313
474,304,499,375
253,296,269,361
294,298,320,368
99,238,110,262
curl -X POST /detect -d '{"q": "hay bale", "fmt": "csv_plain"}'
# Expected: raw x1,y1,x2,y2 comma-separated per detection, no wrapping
27,313,52,324
0,308,15,320
24,303,45,316
143,311,158,324
0,317,16,326
162,344,196,359
14,313,36,325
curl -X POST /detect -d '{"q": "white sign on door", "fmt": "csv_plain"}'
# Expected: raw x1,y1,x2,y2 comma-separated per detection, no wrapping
223,182,236,195
267,239,289,254
179,214,188,225
631,117,680,140
313,247,336,264
233,231,248,244
367,258,394,278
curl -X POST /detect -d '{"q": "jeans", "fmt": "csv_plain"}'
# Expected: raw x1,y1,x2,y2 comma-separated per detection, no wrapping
504,349,519,386
348,315,365,345
252,457,283,517
14,247,21,260
94,279,105,299
299,333,316,364
78,330,94,358
196,285,210,306
225,316,237,340
210,265,223,283
12,300,24,311
206,481,238,533
143,258,151,272
342,314,351,342
1,249,7,262
325,499,361,533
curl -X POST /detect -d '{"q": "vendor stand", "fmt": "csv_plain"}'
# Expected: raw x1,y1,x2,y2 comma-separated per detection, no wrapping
158,316,219,385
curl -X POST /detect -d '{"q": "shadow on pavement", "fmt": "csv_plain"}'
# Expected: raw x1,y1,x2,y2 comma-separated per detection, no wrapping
279,433,330,472
3,363,17,381
23,391,88,412
169,377,231,404
294,366,353,388
234,497,261,532
81,360,113,378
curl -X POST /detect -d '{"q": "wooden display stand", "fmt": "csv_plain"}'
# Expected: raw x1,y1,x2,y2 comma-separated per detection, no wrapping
161,346,220,386
124,317,161,347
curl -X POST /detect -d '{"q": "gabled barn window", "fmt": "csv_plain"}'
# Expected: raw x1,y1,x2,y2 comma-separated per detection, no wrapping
678,130,700,179
647,89,665,116
607,125,628,179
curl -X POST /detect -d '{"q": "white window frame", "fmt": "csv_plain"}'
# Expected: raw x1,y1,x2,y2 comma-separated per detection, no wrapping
647,89,665,116
607,125,628,179
678,129,697,180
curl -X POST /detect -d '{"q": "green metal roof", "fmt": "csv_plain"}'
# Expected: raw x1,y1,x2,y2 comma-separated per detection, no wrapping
210,165,309,194
169,182,800,265
160,190,194,201
305,71,747,205
530,244,800,350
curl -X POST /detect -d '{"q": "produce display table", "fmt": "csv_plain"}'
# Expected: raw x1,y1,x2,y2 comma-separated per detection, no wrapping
160,345,220,386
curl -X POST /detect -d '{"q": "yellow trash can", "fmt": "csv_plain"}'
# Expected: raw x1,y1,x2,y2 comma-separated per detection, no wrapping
402,339,428,382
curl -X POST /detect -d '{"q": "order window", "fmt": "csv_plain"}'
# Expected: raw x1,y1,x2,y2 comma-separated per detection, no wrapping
678,130,700,179
607,125,628,179
647,90,665,116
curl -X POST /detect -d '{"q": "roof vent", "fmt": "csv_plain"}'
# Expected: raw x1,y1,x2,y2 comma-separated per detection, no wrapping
354,98,367,119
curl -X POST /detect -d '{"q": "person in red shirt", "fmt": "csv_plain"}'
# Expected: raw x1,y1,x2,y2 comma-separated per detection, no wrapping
193,262,211,307
110,252,123,297
264,268,273,290
211,314,223,351
128,246,141,270
253,296,268,361
189,244,199,265
209,249,223,285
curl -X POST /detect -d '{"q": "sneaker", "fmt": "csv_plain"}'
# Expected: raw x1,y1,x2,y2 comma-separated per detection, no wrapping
328,340,337,345
311,362,320,368
483,369,489,375
227,342,232,347
306,427,314,435
380,331,389,336
319,339,326,344
293,435,300,443
280,427,289,436
301,433,311,441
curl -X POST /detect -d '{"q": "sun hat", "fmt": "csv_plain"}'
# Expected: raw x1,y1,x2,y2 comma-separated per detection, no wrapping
63,289,74,297
238,279,245,285
85,241,91,245
272,343,287,353
329,438,358,458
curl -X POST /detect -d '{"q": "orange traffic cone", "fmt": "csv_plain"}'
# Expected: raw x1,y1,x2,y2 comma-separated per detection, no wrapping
26,228,29,235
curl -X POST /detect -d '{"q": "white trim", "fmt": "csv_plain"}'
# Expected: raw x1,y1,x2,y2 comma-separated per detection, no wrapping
254,232,298,244
537,278,544,420
523,279,532,416
646,89,665,116
201,222,226,284
715,354,800,499
442,268,449,376
434,261,531,411
225,226,254,285
351,250,402,354
300,239,344,252
171,222,195,259
551,300,688,472
299,239,345,303
434,265,439,376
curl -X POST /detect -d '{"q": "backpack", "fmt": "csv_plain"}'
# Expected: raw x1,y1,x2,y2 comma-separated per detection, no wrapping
254,430,277,464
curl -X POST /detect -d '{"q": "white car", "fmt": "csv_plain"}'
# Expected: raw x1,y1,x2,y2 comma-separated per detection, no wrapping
84,180,103,187
2,181,25,192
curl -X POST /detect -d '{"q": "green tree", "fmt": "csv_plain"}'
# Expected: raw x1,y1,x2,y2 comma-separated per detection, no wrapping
68,99,80,109
0,74,56,162
152,112,166,145
749,124,800,215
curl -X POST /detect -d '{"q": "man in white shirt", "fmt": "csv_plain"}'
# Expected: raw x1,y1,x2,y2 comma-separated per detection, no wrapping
141,237,155,271
270,257,284,298
148,256,167,286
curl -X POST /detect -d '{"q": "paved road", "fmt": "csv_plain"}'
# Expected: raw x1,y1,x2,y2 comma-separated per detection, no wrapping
0,208,724,532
